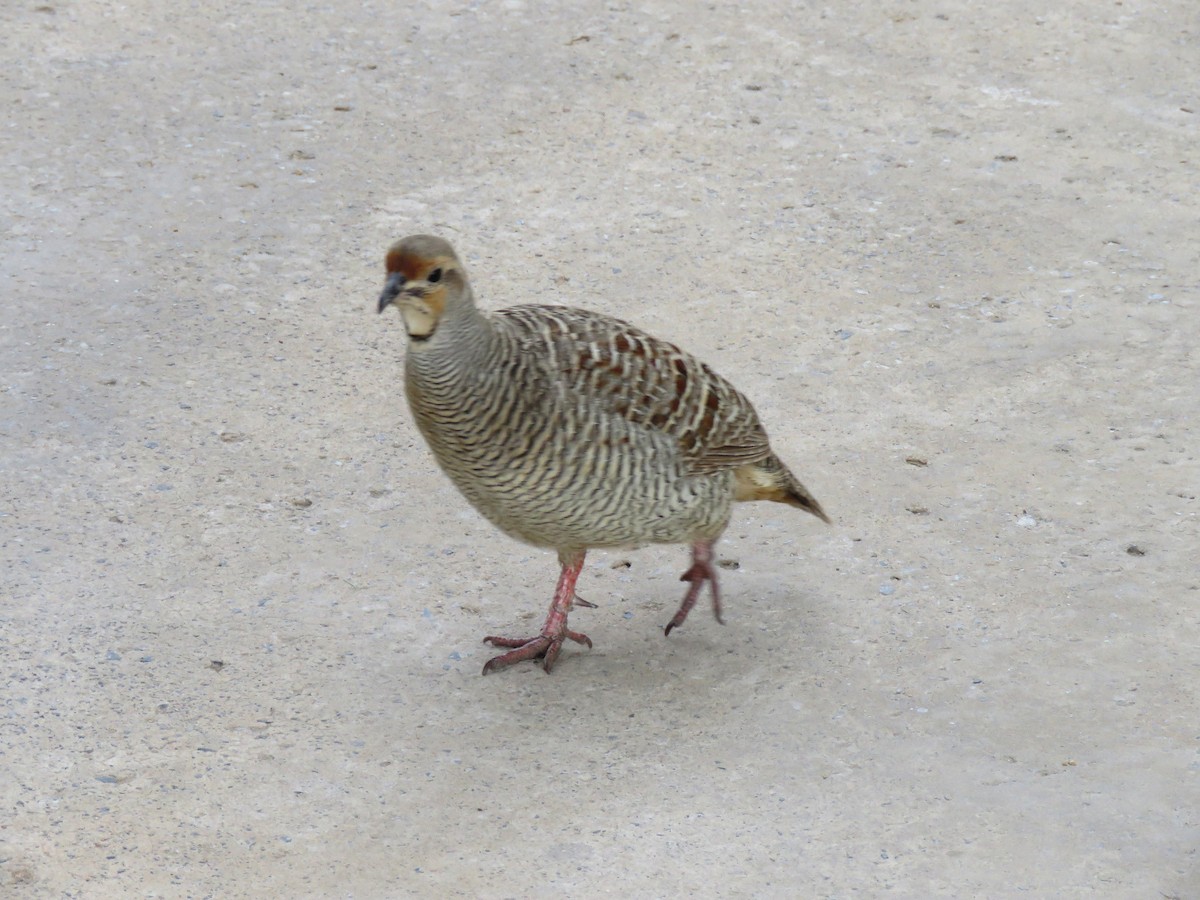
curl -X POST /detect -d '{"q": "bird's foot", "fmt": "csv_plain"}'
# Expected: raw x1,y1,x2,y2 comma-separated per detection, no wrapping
480,551,592,675
482,628,593,675
664,540,722,636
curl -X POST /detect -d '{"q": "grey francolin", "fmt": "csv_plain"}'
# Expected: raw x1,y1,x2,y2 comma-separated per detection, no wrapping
377,234,829,675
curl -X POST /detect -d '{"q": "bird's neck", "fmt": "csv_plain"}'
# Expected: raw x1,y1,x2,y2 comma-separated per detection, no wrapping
404,290,501,388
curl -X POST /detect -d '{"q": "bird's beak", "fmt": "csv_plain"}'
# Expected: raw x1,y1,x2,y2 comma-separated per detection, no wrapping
378,272,405,313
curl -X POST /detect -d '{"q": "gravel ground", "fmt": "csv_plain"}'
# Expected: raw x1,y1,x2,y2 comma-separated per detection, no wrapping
3,1,1197,896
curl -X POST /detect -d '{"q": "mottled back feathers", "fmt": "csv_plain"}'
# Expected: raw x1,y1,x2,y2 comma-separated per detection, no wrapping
494,305,771,478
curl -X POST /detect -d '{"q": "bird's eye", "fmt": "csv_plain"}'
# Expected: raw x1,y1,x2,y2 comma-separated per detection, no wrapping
428,268,443,283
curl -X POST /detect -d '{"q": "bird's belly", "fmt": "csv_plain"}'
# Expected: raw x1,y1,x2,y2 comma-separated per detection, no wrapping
420,416,733,549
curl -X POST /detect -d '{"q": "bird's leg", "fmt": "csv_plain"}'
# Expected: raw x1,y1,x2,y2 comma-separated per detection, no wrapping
482,549,593,674
664,540,722,636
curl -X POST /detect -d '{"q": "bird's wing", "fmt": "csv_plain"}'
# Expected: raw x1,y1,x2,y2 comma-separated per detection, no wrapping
494,305,770,475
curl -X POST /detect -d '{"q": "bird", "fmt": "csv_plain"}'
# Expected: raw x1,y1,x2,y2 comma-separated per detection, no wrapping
377,234,829,675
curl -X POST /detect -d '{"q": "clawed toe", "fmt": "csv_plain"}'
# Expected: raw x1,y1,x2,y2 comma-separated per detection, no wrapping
481,634,553,674
481,629,592,675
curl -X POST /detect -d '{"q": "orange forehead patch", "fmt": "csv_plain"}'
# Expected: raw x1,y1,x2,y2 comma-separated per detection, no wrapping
386,247,453,281
385,249,428,281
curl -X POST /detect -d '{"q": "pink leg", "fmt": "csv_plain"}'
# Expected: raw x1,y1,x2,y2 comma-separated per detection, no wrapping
482,549,593,674
664,540,722,636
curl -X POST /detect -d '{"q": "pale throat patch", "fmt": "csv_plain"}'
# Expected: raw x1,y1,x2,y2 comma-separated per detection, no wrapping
402,304,439,338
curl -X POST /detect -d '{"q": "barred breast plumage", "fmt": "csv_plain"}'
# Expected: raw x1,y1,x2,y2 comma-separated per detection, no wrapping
377,234,829,675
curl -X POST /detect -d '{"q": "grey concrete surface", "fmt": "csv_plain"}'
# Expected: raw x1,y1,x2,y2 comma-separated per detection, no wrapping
3,1,1197,896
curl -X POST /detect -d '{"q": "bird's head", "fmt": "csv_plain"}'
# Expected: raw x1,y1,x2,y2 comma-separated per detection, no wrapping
377,234,469,341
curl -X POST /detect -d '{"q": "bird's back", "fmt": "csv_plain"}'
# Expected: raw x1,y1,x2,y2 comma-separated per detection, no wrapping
494,304,773,473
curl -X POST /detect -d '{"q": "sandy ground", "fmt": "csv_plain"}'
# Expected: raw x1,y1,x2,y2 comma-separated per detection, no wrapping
3,0,1198,896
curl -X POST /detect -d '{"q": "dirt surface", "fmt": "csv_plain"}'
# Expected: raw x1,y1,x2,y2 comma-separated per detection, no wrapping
3,1,1197,896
